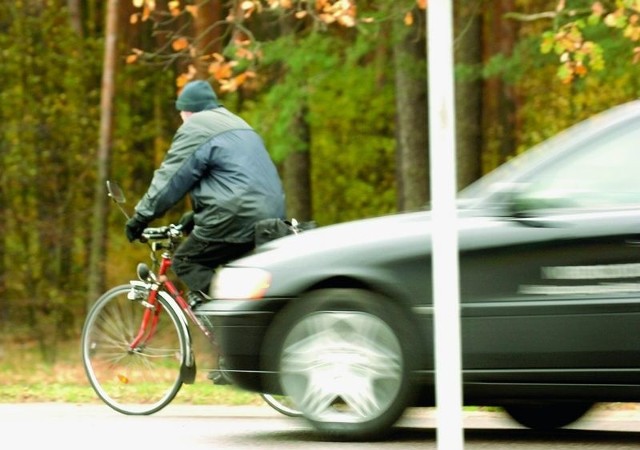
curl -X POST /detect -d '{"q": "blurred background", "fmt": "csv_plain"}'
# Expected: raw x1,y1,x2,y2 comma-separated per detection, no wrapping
2,0,640,364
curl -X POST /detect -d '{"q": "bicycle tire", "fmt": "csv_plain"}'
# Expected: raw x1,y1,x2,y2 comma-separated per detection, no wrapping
81,284,189,415
260,393,303,417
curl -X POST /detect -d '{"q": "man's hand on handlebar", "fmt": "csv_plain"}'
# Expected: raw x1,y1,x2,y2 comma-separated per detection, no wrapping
125,214,149,242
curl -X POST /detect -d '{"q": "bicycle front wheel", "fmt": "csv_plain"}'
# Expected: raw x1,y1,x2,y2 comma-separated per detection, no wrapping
81,284,188,415
261,393,303,417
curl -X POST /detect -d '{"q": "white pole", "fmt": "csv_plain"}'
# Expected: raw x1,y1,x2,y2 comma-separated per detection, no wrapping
427,1,465,449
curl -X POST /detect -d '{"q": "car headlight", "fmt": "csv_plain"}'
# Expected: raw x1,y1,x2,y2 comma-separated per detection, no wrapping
210,267,272,299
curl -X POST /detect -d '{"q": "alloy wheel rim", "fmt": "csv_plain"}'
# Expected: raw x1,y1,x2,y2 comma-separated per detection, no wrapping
280,310,403,423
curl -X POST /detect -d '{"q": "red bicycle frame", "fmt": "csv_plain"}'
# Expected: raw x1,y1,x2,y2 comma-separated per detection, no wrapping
128,249,213,351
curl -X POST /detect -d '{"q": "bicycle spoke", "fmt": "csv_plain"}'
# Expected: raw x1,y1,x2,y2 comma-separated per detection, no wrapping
81,286,187,415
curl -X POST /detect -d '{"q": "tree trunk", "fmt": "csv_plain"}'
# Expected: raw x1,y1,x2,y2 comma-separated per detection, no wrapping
283,105,312,221
482,0,517,171
0,166,5,330
278,14,312,221
88,0,118,307
393,7,429,211
67,0,83,36
194,0,223,77
454,0,483,189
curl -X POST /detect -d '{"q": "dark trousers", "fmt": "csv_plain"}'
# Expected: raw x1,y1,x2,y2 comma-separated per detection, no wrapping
172,234,255,293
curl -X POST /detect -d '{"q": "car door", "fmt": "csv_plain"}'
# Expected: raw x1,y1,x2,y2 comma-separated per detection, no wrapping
460,119,640,386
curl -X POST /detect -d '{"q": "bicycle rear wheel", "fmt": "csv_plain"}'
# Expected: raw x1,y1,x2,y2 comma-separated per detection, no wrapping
81,284,188,415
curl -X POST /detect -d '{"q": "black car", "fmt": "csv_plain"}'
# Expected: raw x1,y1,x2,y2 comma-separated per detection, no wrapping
194,100,640,440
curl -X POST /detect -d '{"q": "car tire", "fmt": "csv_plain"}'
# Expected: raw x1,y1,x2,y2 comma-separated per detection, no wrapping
503,402,593,430
263,288,420,441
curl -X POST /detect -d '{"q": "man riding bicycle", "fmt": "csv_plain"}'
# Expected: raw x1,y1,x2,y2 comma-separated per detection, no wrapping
125,80,285,307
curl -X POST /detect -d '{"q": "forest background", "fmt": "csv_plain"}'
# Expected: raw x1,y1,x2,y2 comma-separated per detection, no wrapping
2,0,640,364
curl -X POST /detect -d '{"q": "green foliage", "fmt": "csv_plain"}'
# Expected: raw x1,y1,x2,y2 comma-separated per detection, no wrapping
243,31,396,225
481,1,640,171
0,1,180,356
244,33,341,161
515,61,640,154
309,59,396,224
0,3,103,355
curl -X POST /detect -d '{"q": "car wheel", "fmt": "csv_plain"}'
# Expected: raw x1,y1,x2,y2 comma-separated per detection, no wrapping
263,288,420,441
504,402,593,430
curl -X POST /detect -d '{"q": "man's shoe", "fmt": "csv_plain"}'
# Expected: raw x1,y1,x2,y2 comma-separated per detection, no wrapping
207,369,231,386
208,355,232,385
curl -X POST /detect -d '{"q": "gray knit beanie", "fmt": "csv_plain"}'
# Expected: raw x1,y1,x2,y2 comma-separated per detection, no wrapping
175,80,221,112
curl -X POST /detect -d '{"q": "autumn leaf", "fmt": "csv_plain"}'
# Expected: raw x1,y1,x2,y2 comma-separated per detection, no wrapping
235,46,255,60
234,72,249,86
404,11,414,26
177,73,189,89
172,37,189,51
176,66,197,89
319,13,336,24
217,71,255,92
208,61,234,80
338,15,356,27
219,78,238,93
316,0,330,12
186,5,198,17
129,13,139,25
416,0,427,9
126,48,143,64
241,0,260,18
168,1,180,16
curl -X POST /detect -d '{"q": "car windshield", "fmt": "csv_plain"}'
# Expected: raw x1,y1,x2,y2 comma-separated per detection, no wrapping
458,100,640,211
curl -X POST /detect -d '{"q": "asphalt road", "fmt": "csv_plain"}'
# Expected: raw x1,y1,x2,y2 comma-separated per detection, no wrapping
3,403,640,449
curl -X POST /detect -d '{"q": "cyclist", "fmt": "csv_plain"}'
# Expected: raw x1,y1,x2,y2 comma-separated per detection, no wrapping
125,80,285,307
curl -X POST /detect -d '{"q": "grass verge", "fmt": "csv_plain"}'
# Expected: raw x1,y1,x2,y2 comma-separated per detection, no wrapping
0,336,264,406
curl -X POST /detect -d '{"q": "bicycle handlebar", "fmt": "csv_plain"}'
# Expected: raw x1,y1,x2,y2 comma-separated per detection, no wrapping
140,224,184,242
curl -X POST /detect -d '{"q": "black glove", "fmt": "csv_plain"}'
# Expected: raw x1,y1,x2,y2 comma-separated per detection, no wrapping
125,215,148,242
178,211,195,235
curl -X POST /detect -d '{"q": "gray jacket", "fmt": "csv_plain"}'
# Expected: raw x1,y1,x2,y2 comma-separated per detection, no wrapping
134,108,285,243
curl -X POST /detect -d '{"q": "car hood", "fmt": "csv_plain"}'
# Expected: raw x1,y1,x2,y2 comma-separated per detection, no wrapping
232,207,518,268
233,210,434,268
232,204,581,271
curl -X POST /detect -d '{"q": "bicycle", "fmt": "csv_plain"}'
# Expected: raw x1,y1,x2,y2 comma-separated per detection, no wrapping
80,181,301,417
